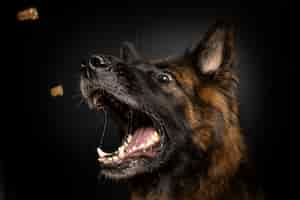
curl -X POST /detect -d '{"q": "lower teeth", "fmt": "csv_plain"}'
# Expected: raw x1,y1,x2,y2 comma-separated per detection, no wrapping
97,131,160,163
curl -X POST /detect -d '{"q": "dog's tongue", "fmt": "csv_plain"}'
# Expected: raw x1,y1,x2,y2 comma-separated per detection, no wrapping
97,127,160,164
127,127,157,150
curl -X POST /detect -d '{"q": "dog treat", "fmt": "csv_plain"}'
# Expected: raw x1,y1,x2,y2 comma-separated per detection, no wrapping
50,84,64,97
16,7,39,21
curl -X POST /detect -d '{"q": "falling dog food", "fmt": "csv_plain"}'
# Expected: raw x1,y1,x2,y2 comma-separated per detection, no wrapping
50,84,64,97
16,7,39,21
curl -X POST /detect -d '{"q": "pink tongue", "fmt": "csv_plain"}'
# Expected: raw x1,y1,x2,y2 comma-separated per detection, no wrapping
127,127,156,150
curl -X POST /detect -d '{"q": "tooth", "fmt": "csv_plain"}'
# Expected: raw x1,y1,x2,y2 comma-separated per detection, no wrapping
108,157,113,162
151,135,155,141
112,156,118,161
132,146,137,151
146,140,153,147
127,134,132,142
152,135,158,142
98,157,109,164
140,143,145,149
119,150,125,159
152,131,160,142
97,148,110,157
118,146,125,152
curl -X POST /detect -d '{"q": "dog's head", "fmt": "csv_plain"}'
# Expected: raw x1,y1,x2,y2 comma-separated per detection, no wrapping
80,21,242,180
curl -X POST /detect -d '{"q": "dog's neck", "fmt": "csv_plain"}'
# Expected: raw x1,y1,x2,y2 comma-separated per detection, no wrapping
128,137,253,200
127,109,259,200
129,163,255,200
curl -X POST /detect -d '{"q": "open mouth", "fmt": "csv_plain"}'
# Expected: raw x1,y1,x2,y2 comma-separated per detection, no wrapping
88,89,166,176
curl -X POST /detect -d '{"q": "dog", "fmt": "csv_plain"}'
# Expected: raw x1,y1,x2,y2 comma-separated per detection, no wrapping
80,21,264,200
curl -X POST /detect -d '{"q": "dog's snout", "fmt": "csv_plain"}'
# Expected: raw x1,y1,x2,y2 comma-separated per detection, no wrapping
89,55,108,69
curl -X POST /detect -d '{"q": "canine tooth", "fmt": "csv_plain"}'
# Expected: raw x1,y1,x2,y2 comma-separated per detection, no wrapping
97,148,110,157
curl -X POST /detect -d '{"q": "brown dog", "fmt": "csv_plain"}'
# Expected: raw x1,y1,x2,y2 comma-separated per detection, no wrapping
80,21,263,200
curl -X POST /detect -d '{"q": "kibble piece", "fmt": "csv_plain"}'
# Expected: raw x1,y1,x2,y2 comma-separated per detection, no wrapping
16,7,39,21
50,84,64,97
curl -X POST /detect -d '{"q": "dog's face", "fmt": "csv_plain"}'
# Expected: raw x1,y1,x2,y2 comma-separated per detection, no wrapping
80,22,240,180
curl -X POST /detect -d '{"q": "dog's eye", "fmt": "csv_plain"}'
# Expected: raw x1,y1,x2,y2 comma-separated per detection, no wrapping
157,73,173,83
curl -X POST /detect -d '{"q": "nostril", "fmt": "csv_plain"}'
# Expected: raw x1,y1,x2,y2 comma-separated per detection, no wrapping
89,56,107,68
81,59,88,68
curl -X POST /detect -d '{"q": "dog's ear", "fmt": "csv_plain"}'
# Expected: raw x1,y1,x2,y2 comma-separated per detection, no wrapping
190,21,236,74
120,42,142,63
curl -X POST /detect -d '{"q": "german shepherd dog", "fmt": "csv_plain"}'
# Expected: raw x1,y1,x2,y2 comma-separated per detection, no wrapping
80,21,263,200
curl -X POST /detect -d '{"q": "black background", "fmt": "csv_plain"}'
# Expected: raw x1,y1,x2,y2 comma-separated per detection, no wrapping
5,1,287,200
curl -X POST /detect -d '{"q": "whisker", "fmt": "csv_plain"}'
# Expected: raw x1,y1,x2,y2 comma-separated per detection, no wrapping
74,98,85,109
128,110,133,135
98,108,108,147
71,93,82,99
71,73,81,79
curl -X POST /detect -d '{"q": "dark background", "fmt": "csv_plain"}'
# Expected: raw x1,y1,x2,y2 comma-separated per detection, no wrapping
4,1,286,200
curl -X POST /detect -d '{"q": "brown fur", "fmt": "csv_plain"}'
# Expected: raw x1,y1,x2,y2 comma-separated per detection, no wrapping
130,61,262,199
128,22,262,200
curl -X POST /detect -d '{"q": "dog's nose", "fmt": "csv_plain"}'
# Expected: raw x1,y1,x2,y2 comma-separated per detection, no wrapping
80,55,111,78
88,55,108,69
81,55,122,78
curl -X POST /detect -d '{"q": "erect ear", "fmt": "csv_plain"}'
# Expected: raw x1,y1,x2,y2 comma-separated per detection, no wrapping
120,41,142,63
190,21,236,74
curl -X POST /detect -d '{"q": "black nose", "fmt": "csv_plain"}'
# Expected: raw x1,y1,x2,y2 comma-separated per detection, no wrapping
88,55,107,69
